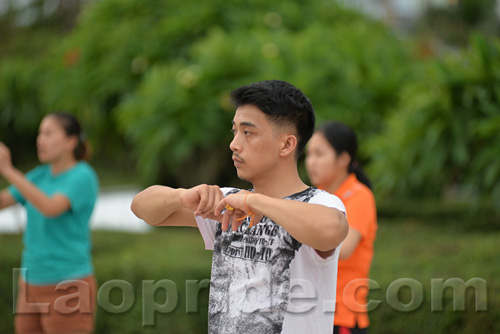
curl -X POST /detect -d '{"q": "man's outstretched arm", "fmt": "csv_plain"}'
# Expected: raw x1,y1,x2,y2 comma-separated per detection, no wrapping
216,192,348,254
131,184,224,227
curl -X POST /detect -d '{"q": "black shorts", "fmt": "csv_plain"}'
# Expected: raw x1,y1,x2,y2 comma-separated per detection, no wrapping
333,324,368,334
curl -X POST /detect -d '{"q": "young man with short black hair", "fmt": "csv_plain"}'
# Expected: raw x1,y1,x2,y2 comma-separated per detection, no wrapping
131,80,348,333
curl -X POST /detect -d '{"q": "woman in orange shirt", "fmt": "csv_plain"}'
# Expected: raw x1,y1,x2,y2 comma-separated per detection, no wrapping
306,121,377,334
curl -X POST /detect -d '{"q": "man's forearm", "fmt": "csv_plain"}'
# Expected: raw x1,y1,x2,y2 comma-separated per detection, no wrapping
131,186,186,225
247,194,348,252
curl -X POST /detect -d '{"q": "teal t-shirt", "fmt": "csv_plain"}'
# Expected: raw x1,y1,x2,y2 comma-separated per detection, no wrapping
9,162,99,285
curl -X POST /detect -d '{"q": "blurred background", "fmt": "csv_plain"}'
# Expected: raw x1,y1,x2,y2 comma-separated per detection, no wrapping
0,0,499,333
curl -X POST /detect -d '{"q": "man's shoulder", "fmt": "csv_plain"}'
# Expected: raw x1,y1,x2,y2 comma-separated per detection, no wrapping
301,187,346,213
287,186,334,202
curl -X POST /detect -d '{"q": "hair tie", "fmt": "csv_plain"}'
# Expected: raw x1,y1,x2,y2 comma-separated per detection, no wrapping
236,193,257,228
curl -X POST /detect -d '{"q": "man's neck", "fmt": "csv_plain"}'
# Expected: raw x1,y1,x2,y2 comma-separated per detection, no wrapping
252,165,308,199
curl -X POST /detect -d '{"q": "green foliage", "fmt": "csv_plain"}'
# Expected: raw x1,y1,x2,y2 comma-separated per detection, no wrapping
0,59,43,134
0,0,499,206
115,60,236,186
111,0,409,185
457,0,497,26
0,0,409,187
0,59,44,164
367,35,500,210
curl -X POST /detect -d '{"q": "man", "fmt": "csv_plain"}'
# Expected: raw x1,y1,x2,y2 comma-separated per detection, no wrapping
131,80,348,333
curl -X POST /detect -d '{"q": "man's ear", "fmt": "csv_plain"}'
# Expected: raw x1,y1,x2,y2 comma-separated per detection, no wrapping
279,134,298,158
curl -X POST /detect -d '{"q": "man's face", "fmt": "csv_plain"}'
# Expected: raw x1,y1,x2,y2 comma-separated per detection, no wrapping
230,104,283,182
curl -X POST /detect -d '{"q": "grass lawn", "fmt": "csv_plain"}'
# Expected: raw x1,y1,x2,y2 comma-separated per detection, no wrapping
369,219,499,333
0,220,499,333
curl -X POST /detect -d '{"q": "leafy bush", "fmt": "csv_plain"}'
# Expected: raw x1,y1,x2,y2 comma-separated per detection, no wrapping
1,0,410,186
1,0,499,210
0,59,44,164
367,35,500,211
111,1,409,185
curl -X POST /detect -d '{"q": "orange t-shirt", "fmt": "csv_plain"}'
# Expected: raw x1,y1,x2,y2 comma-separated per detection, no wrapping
333,174,377,328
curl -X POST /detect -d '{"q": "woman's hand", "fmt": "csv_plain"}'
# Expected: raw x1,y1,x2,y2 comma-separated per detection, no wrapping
0,142,13,176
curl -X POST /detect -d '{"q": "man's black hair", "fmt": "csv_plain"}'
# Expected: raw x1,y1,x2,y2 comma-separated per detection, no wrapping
230,80,315,159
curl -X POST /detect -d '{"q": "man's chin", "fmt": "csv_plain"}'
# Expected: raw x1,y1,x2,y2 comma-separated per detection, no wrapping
236,169,250,183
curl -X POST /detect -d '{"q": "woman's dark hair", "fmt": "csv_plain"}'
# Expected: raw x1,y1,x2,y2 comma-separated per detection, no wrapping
317,121,372,189
49,112,88,161
230,80,315,160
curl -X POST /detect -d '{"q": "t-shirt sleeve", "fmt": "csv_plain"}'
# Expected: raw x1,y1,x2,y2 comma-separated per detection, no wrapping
195,187,238,251
8,185,25,205
343,188,376,239
55,166,98,212
308,190,346,215
303,189,346,259
195,216,217,250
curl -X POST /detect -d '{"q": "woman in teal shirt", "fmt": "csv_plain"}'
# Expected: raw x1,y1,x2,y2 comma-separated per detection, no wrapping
0,112,99,334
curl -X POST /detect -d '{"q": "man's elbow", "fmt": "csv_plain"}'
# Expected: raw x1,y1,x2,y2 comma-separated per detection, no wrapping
130,192,145,220
130,186,163,225
323,212,349,251
130,196,139,217
337,213,349,244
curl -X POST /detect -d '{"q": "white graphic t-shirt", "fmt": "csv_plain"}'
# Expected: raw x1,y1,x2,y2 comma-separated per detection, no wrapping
195,187,346,334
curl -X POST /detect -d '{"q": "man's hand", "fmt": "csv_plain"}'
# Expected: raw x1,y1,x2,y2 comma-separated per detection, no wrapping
180,184,224,220
214,191,263,231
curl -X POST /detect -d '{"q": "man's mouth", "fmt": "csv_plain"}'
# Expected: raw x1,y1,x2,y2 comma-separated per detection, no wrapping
232,155,244,167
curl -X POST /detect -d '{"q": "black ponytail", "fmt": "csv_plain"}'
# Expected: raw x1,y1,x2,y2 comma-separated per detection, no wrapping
317,121,372,189
349,160,372,190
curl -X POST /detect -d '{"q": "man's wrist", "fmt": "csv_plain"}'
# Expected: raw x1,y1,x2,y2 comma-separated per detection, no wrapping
246,193,263,215
174,188,191,209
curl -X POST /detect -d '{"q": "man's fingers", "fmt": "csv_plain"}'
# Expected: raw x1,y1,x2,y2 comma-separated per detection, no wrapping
221,214,230,231
194,185,223,217
218,203,232,230
231,219,242,231
214,197,227,217
202,188,216,217
194,185,207,215
206,186,224,218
